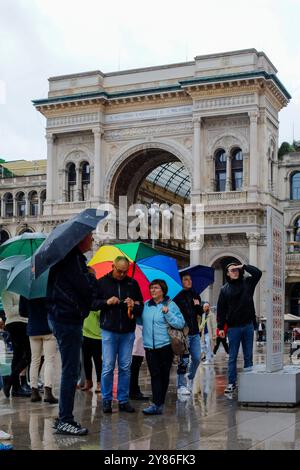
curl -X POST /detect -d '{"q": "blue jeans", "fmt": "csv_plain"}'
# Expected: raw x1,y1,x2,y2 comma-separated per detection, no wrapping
48,319,82,423
227,323,254,385
177,334,201,388
101,330,135,403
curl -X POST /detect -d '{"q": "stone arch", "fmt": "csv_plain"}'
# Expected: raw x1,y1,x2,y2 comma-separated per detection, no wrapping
16,226,35,235
208,250,249,267
63,148,92,168
289,212,300,229
208,132,249,156
105,140,192,204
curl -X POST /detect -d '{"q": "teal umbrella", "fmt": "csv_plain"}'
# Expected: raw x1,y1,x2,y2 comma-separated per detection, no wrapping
0,232,46,260
0,256,26,293
6,257,48,299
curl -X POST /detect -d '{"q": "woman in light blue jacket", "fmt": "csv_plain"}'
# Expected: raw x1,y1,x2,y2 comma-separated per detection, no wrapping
138,279,185,415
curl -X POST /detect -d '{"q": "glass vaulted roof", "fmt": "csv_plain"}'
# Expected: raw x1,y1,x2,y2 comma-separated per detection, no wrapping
146,162,191,199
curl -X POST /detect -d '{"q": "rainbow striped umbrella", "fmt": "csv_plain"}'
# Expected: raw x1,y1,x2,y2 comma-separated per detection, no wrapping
88,242,182,301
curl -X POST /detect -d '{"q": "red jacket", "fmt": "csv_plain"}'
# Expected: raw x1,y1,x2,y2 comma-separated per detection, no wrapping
216,323,228,336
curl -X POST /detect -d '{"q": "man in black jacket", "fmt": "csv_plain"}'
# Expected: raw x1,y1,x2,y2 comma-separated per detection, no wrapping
217,263,262,394
95,256,143,413
47,233,98,435
174,273,202,396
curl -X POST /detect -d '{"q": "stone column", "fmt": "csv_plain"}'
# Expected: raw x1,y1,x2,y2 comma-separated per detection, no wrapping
93,127,103,202
248,111,259,190
1,198,5,218
13,196,17,217
25,194,29,217
38,194,43,217
225,153,232,191
75,164,81,201
192,117,201,192
46,133,55,204
268,158,272,192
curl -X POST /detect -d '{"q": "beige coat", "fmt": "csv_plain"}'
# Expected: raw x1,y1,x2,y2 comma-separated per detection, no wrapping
200,311,217,344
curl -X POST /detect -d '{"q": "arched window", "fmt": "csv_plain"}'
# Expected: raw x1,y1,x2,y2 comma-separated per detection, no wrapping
215,149,226,192
231,148,243,191
16,192,26,217
291,172,300,200
40,190,46,215
29,191,38,216
0,230,9,245
67,163,76,202
3,192,13,217
18,227,34,235
81,161,90,201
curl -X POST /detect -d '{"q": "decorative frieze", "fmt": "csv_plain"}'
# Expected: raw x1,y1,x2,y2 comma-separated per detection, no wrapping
104,105,193,124
104,122,193,141
47,112,100,128
194,94,255,110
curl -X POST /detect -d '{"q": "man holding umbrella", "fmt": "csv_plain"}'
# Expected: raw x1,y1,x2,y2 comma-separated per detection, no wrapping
94,256,144,414
34,209,107,436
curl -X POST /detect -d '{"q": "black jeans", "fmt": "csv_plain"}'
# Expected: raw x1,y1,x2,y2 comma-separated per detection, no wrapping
48,319,82,423
82,336,102,382
213,336,229,354
5,322,31,389
145,344,173,407
130,355,143,395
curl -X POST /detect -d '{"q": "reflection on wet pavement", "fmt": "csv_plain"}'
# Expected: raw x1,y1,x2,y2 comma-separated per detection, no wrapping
1,343,300,450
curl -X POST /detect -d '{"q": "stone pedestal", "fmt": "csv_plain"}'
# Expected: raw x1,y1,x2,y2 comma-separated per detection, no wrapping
238,364,300,406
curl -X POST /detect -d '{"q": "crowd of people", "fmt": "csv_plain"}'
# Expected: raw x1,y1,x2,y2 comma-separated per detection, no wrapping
0,229,262,443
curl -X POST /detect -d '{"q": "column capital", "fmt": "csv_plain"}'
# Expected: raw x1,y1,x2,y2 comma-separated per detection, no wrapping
192,116,202,126
247,232,261,242
92,127,104,137
45,133,55,143
248,111,259,123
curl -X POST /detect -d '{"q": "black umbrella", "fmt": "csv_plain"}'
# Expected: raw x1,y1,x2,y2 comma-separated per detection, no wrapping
34,208,108,278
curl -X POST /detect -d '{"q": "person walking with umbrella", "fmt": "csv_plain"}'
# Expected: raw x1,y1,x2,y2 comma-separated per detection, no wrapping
34,209,107,436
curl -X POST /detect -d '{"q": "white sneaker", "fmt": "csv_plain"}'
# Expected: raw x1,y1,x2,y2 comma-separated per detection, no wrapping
202,359,214,365
243,366,253,372
0,430,11,440
177,386,191,395
224,384,236,394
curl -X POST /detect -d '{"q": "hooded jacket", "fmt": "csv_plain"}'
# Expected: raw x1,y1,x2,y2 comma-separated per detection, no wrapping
94,272,143,333
217,264,262,329
173,288,202,335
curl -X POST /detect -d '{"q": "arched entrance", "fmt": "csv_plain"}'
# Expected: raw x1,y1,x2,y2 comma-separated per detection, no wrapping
209,255,242,307
107,146,191,267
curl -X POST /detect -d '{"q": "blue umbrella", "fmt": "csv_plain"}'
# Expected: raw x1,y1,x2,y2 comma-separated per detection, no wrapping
179,264,215,294
34,208,108,278
0,255,26,293
6,257,48,299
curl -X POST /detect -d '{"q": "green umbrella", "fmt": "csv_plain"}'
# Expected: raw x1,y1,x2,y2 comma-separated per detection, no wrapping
0,232,46,260
6,257,48,299
0,255,26,293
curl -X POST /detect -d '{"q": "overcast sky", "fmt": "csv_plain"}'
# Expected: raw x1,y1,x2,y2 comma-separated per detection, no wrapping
0,0,299,162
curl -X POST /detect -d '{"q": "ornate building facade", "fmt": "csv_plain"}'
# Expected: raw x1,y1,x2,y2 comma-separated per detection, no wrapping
1,48,298,318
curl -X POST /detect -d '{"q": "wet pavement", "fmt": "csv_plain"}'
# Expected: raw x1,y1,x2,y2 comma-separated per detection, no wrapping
1,343,300,450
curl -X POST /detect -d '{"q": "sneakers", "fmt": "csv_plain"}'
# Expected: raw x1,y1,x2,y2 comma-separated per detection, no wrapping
102,400,112,414
177,386,191,395
243,366,253,372
55,420,88,436
202,359,214,365
224,384,236,394
0,443,13,451
118,402,135,413
142,404,163,415
0,430,11,440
